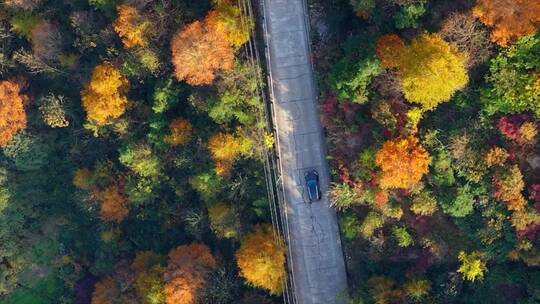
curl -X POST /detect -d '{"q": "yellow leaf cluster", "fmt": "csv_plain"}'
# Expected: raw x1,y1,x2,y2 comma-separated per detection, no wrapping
72,168,93,190
113,4,152,49
473,0,540,47
0,80,27,147
235,224,286,295
81,63,129,126
457,251,488,282
208,0,253,49
208,132,247,176
164,118,192,146
485,146,508,167
399,34,469,110
208,202,238,239
375,136,430,189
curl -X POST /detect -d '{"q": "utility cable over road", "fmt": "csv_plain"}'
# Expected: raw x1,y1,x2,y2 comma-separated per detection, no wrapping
258,0,349,303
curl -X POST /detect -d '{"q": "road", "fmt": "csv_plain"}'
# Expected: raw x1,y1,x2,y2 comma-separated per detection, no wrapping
261,0,348,303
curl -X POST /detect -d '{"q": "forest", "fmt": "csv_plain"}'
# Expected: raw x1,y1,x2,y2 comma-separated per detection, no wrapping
0,0,539,303
316,0,540,303
0,0,285,303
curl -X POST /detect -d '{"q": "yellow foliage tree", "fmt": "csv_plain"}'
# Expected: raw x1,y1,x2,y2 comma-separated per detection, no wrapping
81,63,129,126
73,168,93,190
397,34,469,110
457,251,488,282
208,132,248,176
208,0,254,49
485,146,508,167
473,0,540,47
235,224,286,295
113,4,152,49
375,136,430,189
164,118,192,146
0,80,27,147
164,243,216,304
132,251,166,304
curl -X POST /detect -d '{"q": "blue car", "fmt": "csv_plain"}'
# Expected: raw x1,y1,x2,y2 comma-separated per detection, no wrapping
304,170,321,201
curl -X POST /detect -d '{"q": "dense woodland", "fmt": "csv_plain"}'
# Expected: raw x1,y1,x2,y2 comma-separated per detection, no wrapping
0,0,285,303
314,0,540,303
0,0,539,303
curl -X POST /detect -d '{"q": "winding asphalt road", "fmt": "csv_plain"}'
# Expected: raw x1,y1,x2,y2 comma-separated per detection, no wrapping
261,0,348,303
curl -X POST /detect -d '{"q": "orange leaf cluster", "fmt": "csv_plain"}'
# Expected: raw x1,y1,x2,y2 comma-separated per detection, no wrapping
164,118,192,146
91,276,121,304
93,183,129,223
473,0,540,47
208,132,242,175
81,63,129,125
375,136,430,189
376,34,405,69
492,165,526,212
170,12,233,86
235,224,286,295
164,243,216,304
113,4,152,49
0,80,27,147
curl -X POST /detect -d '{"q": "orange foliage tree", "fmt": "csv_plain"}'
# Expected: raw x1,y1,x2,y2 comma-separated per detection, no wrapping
93,183,130,223
164,118,193,146
91,276,121,304
170,14,234,86
375,136,430,189
81,63,129,126
164,243,217,304
376,34,406,69
208,132,245,175
113,4,152,49
235,224,286,295
0,80,27,147
473,0,540,47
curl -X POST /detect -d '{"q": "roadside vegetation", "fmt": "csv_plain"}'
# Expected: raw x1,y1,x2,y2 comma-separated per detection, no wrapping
314,0,540,302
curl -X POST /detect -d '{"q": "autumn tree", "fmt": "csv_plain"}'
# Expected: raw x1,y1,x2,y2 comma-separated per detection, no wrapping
164,118,192,146
209,0,253,48
170,14,233,86
235,224,286,295
164,243,217,304
208,132,250,176
0,80,27,147
93,183,130,223
91,276,121,304
208,202,239,239
39,94,69,128
473,0,540,47
81,63,129,125
481,33,540,116
457,251,488,282
132,251,166,304
438,12,493,67
492,165,527,211
113,4,152,49
376,34,405,69
3,0,43,11
387,34,469,110
29,20,62,63
375,136,429,189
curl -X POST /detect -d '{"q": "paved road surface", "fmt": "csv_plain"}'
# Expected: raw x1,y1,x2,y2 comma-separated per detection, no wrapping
261,0,348,303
